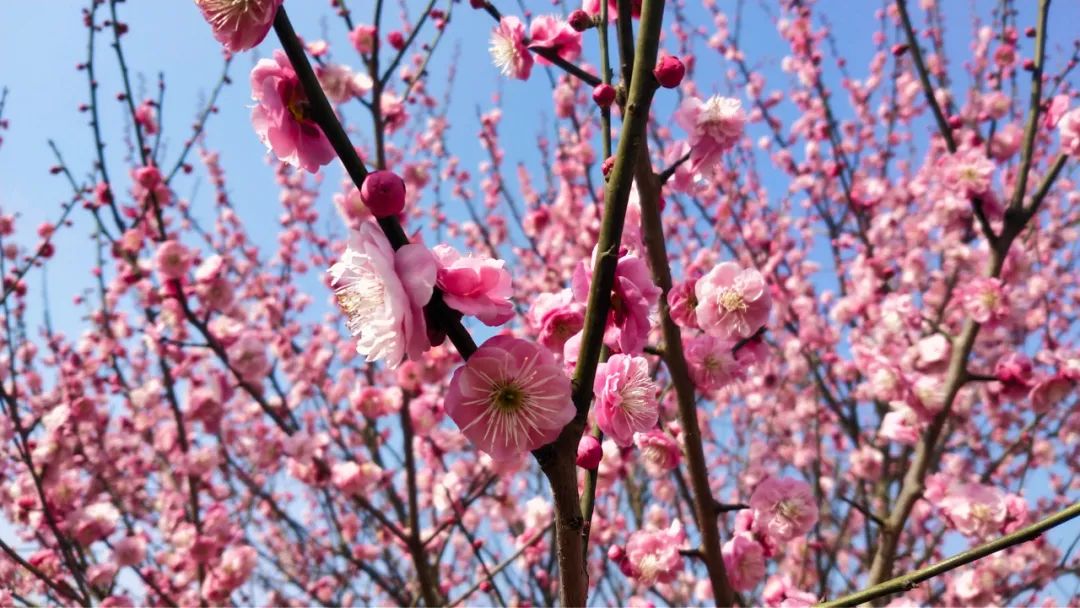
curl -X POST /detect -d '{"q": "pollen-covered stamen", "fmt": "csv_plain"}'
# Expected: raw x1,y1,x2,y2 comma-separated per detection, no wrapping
718,288,748,313
334,269,387,335
636,554,663,584
698,96,745,139
198,0,273,31
979,290,999,310
615,362,656,425
703,354,723,373
641,445,666,467
776,498,804,523
490,36,519,77
490,382,525,413
959,166,982,184
285,85,312,123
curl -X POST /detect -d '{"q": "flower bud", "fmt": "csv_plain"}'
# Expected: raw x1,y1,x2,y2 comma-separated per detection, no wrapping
592,84,616,108
653,55,685,89
576,435,603,469
387,31,405,50
568,9,593,32
360,170,406,218
607,545,625,562
601,156,615,178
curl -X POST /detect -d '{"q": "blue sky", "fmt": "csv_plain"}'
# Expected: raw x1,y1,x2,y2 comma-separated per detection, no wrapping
1,0,1078,603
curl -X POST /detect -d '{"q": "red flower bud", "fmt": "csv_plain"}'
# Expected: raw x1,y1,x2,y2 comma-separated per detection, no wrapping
387,30,405,50
601,156,615,178
568,9,593,32
592,83,616,108
653,55,685,89
360,170,407,218
576,435,602,469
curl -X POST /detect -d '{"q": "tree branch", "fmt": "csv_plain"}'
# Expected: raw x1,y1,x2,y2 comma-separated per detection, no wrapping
820,500,1080,607
271,7,477,359
896,0,956,153
635,150,737,606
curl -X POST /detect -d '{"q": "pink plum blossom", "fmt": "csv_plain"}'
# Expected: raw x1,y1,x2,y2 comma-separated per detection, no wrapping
154,239,190,281
951,567,996,604
135,100,158,135
228,332,271,382
695,261,771,340
667,277,700,329
572,252,661,354
684,335,742,392
328,222,436,368
490,17,533,80
943,147,995,197
529,290,586,353
675,96,746,174
113,536,147,567
762,576,819,608
848,445,884,480
250,50,336,172
331,461,382,495
634,430,682,477
593,354,659,446
878,401,923,445
722,534,766,592
622,521,686,586
432,244,515,326
960,276,1009,324
749,477,819,542
202,545,258,603
72,502,120,545
1059,107,1080,157
1029,373,1073,412
444,336,573,460
349,23,377,54
528,16,582,65
940,483,1007,538
316,63,372,103
195,0,282,52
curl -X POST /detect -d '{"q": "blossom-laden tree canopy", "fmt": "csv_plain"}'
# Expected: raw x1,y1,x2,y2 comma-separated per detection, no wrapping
0,0,1079,606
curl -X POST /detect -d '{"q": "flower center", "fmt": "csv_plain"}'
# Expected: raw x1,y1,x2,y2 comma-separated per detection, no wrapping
636,554,663,584
686,291,698,311
618,365,655,418
335,270,387,335
490,36,518,75
718,288,747,313
200,0,262,28
287,89,311,123
490,382,525,413
643,445,666,467
777,498,802,522
960,166,981,183
703,354,722,372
